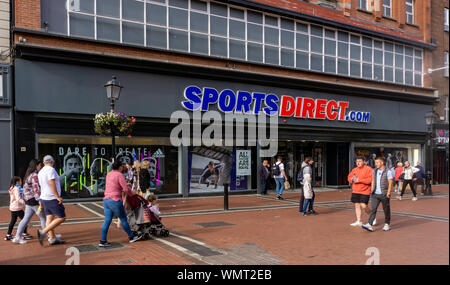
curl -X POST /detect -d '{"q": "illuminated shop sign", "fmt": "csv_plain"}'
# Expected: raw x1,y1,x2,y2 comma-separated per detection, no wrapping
181,86,370,123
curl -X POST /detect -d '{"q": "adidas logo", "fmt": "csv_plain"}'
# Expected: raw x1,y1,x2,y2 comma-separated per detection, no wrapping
152,148,165,158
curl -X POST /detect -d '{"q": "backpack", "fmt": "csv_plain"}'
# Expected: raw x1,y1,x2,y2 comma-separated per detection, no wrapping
272,163,281,176
297,166,306,182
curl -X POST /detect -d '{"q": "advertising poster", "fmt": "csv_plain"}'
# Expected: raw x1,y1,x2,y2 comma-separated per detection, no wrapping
236,150,251,176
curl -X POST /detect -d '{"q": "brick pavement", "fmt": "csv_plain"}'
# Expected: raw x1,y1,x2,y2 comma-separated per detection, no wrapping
0,185,448,265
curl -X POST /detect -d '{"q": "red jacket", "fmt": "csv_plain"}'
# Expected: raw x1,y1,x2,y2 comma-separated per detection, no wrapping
348,166,373,195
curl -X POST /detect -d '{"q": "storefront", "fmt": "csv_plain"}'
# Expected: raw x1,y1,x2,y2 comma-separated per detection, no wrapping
432,124,449,184
13,53,433,198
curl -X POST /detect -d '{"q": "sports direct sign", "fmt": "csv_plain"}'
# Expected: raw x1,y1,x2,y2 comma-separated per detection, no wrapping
182,86,370,123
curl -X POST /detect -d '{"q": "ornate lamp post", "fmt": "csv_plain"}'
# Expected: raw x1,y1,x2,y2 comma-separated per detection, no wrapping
104,76,123,158
424,111,436,196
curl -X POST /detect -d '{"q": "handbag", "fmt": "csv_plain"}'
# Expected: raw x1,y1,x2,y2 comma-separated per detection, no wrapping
284,180,291,190
399,173,405,180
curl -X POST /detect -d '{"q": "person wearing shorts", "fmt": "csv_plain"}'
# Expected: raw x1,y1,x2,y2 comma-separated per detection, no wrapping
36,155,67,246
348,156,373,227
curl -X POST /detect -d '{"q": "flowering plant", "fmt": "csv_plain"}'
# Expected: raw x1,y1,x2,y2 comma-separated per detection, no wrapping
94,111,136,136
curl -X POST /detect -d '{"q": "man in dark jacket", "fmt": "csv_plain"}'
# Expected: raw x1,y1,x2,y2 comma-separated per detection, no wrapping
414,162,425,195
258,160,270,195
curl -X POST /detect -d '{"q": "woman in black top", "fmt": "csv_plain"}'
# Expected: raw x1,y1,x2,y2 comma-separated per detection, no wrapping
139,160,151,193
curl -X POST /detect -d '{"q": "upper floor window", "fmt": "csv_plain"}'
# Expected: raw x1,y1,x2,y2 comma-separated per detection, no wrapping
445,8,449,32
445,52,449,77
382,0,392,17
406,0,414,24
358,0,368,11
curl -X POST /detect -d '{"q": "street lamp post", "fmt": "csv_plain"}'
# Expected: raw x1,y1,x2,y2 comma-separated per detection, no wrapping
424,111,436,196
105,76,123,159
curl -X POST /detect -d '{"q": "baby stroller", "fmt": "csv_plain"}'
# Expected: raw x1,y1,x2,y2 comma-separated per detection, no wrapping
148,207,170,237
126,194,153,240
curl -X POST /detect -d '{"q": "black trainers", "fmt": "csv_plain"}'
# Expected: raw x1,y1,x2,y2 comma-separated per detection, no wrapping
308,210,318,215
37,230,44,246
4,234,13,241
279,196,285,200
302,212,310,216
22,233,33,240
49,239,66,246
129,234,143,243
98,241,111,247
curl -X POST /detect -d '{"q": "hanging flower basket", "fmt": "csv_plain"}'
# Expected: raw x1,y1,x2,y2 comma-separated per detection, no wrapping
94,111,136,136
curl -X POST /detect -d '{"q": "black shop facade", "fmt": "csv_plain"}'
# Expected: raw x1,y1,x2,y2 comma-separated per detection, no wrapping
13,51,433,199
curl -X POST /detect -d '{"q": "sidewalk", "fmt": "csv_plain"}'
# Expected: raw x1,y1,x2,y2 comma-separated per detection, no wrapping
0,185,448,265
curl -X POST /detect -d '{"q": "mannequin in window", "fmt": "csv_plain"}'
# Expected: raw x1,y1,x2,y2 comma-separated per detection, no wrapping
386,153,394,170
368,153,376,168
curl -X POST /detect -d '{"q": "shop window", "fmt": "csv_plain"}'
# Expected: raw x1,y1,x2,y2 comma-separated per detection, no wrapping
146,3,167,26
37,136,179,198
122,0,144,22
190,12,208,33
122,22,144,45
96,0,119,18
169,29,188,51
146,26,167,48
247,43,263,62
97,17,120,42
190,33,209,55
264,46,279,65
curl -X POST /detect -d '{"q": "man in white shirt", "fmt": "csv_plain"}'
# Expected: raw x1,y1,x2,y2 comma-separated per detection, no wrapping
37,155,67,246
272,156,288,200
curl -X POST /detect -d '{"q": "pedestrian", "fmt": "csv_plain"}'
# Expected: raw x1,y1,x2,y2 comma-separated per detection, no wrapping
394,162,404,194
362,157,393,232
36,155,66,246
12,159,48,244
99,160,143,247
139,160,151,195
5,177,31,241
298,157,317,215
348,156,374,227
414,162,425,195
272,156,288,200
398,161,420,201
258,160,270,195
301,161,315,216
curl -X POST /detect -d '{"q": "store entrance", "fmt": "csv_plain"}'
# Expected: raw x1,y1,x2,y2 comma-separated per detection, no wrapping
264,141,324,191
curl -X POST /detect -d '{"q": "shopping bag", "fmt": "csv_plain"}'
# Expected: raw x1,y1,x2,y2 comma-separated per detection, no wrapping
284,180,291,190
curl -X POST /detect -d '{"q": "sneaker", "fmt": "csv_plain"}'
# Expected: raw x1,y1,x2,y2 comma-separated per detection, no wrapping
397,196,402,201
37,230,45,246
276,195,281,200
12,237,27,244
98,241,111,247
302,212,310,216
22,233,33,240
350,221,362,227
362,223,374,232
383,224,391,231
308,210,318,215
372,218,377,226
4,234,13,241
278,196,285,200
49,239,66,246
129,234,143,243
412,197,418,201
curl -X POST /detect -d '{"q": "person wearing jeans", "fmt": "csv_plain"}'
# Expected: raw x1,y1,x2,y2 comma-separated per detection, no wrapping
362,157,393,232
273,156,288,200
99,160,142,247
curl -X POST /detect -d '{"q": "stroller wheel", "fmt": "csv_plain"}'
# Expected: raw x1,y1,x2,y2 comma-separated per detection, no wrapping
163,230,170,237
144,233,151,240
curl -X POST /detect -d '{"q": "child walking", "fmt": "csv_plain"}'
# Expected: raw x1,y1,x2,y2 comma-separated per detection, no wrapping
5,177,31,241
302,170,315,216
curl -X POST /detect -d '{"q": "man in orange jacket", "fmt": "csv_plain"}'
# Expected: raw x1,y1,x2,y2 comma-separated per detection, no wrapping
348,156,374,227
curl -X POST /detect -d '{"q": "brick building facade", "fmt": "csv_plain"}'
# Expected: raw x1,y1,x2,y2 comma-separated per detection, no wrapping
6,0,439,196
